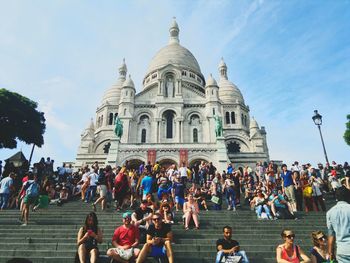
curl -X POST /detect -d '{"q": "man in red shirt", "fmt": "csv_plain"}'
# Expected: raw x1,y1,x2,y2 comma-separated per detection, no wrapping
107,212,140,262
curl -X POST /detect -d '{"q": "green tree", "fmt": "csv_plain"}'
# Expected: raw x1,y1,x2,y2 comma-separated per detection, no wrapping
345,114,350,146
0,89,46,149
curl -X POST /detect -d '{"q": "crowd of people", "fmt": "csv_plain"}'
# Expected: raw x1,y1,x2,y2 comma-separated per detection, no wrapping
1,157,350,262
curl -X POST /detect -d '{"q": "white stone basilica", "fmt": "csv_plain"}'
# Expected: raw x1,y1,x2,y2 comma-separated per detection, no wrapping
75,19,269,171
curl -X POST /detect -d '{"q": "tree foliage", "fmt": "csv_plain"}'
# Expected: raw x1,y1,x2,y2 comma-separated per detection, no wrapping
0,89,46,149
344,114,350,146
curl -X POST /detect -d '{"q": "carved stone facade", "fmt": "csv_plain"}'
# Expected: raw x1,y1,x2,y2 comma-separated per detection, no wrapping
75,19,269,171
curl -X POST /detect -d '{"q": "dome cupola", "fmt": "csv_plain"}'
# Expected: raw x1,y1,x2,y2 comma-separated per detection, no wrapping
100,59,128,105
144,18,204,89
218,58,244,104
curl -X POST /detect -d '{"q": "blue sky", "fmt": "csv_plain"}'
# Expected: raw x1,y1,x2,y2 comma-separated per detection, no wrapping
0,0,349,168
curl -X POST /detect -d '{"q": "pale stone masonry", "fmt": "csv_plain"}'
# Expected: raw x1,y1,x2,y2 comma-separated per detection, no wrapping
75,18,269,171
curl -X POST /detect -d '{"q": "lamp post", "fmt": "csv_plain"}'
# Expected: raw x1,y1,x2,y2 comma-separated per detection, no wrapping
312,110,329,164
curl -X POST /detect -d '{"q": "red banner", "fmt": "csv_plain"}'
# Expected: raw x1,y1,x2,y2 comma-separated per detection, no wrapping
147,149,156,165
179,149,188,166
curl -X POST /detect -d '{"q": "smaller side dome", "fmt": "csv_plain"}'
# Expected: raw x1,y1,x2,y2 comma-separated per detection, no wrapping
123,75,135,89
250,117,259,130
218,58,244,104
205,74,217,87
101,59,128,105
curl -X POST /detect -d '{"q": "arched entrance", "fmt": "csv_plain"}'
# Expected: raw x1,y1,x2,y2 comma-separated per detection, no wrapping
189,158,208,168
128,159,144,170
158,159,178,170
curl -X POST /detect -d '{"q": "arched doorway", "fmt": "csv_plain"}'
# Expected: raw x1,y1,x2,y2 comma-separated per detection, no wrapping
189,158,209,168
158,159,178,170
127,159,144,170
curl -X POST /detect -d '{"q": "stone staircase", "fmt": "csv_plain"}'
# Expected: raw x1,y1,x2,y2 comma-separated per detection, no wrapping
0,197,334,263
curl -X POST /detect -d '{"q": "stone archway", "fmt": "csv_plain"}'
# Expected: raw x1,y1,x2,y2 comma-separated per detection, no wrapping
158,159,178,170
128,159,144,170
189,158,208,168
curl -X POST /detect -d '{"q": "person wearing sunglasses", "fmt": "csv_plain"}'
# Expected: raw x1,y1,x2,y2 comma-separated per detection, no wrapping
136,213,174,263
310,231,329,263
276,229,310,263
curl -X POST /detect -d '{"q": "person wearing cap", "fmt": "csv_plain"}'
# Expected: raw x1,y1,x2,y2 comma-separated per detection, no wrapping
136,213,174,263
107,212,140,263
327,187,350,262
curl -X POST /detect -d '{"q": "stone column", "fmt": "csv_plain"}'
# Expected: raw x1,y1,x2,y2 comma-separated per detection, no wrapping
216,136,229,173
105,138,120,166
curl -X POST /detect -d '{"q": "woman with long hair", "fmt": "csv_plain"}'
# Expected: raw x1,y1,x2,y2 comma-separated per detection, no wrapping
276,229,310,263
310,231,329,263
183,193,200,230
77,212,103,263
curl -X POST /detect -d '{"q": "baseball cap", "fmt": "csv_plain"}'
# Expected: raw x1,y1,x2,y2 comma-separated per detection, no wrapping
122,212,132,219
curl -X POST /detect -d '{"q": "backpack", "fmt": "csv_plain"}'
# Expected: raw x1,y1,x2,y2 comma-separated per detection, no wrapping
26,181,40,198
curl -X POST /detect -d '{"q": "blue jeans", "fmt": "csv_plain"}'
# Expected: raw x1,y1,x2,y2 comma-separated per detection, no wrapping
256,204,271,218
226,188,236,208
216,250,249,263
85,185,97,202
0,193,10,209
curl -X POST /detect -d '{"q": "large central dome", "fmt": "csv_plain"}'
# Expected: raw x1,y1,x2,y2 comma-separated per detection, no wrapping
146,18,202,76
147,44,201,74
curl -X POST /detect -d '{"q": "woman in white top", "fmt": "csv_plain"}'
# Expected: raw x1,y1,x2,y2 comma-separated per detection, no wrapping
309,174,326,211
183,193,200,230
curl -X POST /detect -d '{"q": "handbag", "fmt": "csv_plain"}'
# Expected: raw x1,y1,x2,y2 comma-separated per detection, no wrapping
211,195,220,204
303,186,313,197
221,255,242,263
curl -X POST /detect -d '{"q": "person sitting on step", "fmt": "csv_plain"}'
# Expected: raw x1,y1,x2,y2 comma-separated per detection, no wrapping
183,193,200,230
136,213,174,263
216,225,249,263
77,212,103,263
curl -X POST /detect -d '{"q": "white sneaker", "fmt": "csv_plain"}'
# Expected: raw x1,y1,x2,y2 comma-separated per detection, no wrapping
21,223,27,226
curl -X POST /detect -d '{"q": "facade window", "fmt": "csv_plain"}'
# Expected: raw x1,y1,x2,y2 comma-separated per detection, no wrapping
213,108,216,115
225,112,230,124
141,129,146,143
131,91,133,97
100,115,103,127
231,112,236,124
124,108,127,115
182,71,187,76
212,89,214,95
193,128,198,143
126,91,128,96
109,113,114,125
165,111,174,138
244,115,247,127
241,113,244,125
114,113,118,123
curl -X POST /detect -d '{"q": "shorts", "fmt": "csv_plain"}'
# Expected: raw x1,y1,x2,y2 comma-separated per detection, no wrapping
149,245,166,257
23,195,38,205
175,196,185,205
110,247,134,260
284,185,296,203
98,185,107,197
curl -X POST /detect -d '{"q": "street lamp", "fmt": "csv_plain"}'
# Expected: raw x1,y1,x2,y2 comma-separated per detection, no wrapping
312,110,329,164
